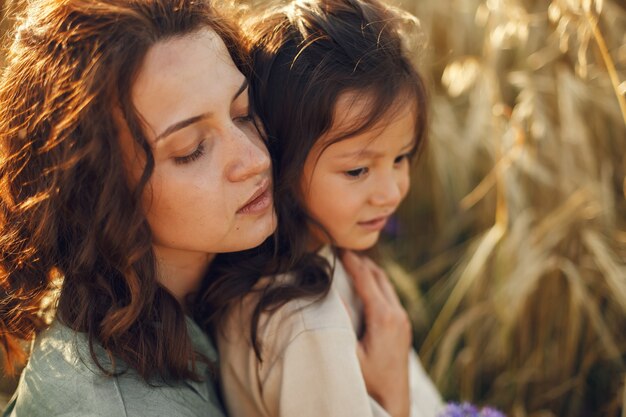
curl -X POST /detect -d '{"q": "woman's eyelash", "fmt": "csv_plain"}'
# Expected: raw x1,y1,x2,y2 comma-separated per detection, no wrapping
174,141,205,165
234,113,254,123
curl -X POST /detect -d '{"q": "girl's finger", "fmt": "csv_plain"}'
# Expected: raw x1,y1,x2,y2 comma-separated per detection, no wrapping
361,256,401,306
341,250,386,319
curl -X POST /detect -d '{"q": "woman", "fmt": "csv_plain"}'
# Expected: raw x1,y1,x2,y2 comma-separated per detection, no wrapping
0,0,412,416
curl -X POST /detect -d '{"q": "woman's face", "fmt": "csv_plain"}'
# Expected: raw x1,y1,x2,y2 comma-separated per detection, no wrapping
120,29,276,264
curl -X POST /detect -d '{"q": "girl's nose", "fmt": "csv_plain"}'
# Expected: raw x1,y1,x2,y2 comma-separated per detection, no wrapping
370,172,405,207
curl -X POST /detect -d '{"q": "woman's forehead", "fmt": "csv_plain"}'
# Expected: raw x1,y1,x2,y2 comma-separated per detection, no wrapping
131,28,243,142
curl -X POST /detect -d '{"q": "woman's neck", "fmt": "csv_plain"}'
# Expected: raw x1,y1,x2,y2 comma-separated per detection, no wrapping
153,245,215,306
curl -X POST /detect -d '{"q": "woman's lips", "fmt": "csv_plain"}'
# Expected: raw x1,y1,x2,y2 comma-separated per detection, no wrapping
237,179,272,215
357,216,389,231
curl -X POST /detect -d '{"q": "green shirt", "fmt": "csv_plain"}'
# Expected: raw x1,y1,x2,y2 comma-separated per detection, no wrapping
3,317,226,417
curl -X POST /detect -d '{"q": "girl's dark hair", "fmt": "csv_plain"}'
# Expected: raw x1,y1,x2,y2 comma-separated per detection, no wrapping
195,0,428,359
0,0,245,381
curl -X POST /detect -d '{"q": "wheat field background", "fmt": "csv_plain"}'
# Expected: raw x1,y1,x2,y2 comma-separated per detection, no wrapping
1,0,625,416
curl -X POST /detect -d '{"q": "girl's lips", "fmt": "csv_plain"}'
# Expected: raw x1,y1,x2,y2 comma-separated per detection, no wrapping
357,216,389,231
237,181,272,215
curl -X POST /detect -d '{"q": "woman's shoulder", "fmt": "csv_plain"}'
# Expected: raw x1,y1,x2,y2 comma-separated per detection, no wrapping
29,320,108,373
4,320,226,417
4,321,128,416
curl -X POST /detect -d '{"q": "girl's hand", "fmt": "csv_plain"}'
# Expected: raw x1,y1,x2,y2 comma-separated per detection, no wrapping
341,250,411,417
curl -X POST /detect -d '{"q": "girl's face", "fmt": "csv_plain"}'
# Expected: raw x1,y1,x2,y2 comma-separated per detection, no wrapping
120,29,276,264
301,93,415,250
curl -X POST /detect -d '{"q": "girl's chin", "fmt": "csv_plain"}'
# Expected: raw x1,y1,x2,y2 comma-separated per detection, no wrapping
337,233,381,251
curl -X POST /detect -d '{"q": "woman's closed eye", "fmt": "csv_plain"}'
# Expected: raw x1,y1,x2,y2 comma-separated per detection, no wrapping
174,141,206,165
233,113,254,124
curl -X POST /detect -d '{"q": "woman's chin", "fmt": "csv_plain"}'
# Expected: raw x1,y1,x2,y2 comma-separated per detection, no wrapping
232,209,277,252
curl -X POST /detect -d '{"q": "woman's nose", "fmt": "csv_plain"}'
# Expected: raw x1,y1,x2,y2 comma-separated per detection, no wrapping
224,127,271,182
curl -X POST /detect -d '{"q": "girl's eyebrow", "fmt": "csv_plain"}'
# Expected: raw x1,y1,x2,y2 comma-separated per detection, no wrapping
334,139,416,159
155,79,249,142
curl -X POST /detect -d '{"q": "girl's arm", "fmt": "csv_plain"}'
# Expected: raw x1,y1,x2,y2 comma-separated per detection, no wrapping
341,251,412,417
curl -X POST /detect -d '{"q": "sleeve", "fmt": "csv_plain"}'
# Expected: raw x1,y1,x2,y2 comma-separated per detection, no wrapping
262,327,389,417
408,350,444,417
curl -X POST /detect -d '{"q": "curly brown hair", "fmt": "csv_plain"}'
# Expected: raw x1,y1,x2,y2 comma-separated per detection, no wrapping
0,0,245,381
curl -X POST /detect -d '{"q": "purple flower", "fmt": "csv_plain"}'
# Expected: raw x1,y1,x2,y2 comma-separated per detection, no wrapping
438,402,506,417
382,215,400,237
480,407,506,417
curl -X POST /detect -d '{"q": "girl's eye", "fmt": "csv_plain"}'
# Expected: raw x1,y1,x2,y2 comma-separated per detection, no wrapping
174,141,205,165
394,153,411,165
345,167,368,178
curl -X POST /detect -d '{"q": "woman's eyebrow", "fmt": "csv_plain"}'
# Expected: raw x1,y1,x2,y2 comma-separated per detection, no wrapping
155,79,249,142
232,79,249,102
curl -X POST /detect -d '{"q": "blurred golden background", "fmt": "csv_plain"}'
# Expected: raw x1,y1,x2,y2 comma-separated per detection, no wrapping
1,0,624,416
382,0,626,416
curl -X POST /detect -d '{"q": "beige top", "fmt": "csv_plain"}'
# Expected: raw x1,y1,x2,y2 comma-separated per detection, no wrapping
325,247,444,417
218,248,443,417
218,271,390,417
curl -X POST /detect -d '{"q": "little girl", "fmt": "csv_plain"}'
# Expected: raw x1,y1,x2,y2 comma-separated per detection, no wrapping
205,0,442,416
